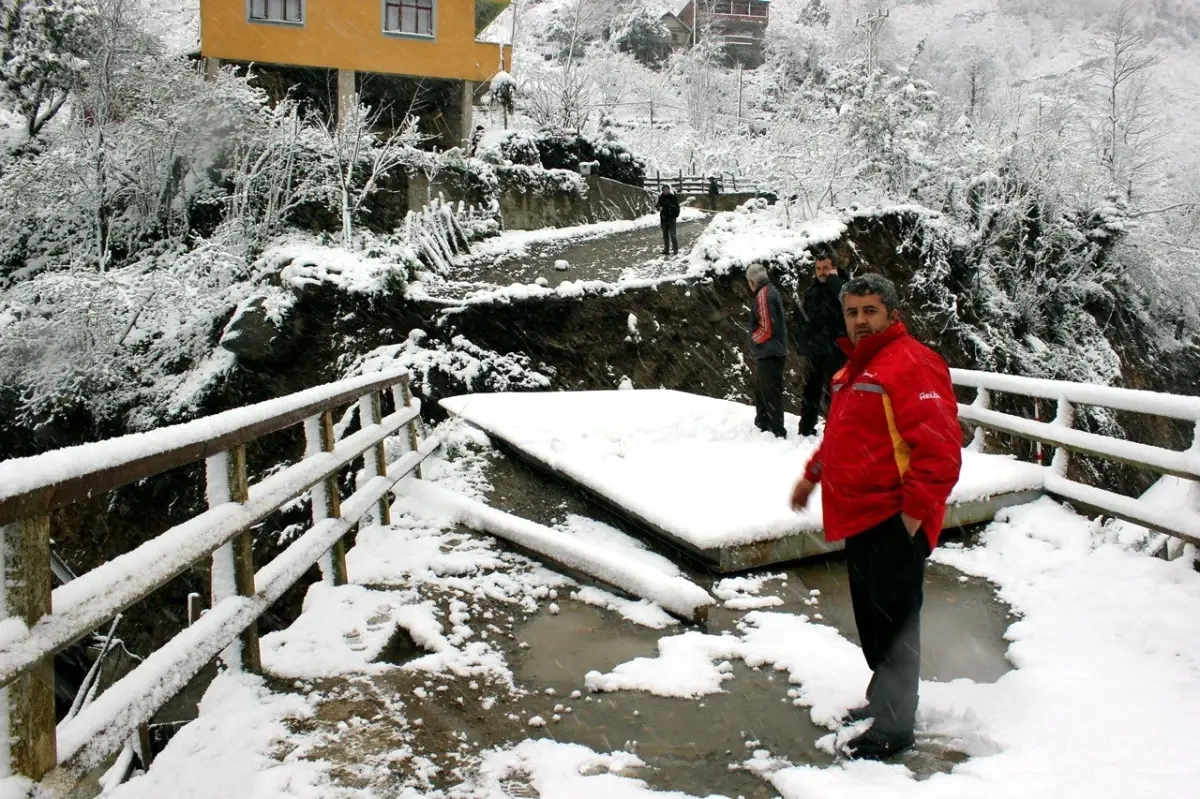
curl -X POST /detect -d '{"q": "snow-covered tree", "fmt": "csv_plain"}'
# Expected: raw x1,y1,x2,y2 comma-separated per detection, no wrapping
609,8,671,68
0,0,95,138
844,60,944,199
1088,0,1165,201
800,0,831,28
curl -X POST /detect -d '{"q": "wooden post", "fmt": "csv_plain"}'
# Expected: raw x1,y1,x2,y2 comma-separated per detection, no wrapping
358,392,392,526
392,378,424,480
206,447,261,673
1,517,56,779
1049,399,1073,477
304,410,348,585
187,593,203,625
968,388,989,452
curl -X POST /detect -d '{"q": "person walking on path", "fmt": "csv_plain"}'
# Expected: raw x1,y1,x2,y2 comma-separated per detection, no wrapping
795,250,847,436
789,274,962,760
707,175,720,211
469,125,485,156
746,264,788,438
657,185,680,255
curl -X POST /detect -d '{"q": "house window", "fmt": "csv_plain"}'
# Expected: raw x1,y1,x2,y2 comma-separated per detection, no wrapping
384,0,435,37
249,0,304,24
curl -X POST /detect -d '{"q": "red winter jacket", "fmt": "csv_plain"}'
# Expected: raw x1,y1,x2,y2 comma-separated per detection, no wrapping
803,322,963,549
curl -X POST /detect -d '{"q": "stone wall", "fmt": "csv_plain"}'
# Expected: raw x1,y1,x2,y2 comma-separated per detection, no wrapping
409,173,654,230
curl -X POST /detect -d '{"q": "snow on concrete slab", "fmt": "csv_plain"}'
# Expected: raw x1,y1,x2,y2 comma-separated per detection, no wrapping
440,390,1047,551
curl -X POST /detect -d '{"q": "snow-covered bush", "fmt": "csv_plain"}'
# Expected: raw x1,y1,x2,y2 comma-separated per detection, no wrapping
0,239,257,440
534,128,645,187
0,0,95,138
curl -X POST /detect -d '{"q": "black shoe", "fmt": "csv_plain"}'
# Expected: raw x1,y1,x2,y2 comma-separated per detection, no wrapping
840,705,872,725
798,427,817,437
843,728,915,761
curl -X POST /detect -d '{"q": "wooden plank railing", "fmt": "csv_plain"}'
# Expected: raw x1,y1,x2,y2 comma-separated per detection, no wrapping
0,370,437,790
644,172,768,196
952,369,1200,547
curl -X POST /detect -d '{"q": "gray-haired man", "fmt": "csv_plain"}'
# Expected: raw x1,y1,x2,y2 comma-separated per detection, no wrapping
746,264,788,438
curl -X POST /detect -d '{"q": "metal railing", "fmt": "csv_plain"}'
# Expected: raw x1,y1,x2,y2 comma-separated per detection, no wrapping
953,369,1200,547
0,371,436,790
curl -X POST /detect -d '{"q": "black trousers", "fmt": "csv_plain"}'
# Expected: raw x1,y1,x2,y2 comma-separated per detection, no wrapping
798,353,844,435
845,514,930,736
752,355,786,438
661,219,678,253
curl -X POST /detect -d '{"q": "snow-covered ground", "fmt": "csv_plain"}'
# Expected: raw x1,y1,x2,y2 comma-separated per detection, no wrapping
26,399,1189,799
440,389,1047,549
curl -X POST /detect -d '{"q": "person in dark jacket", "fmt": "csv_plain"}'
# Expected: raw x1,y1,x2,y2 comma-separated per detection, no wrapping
795,251,847,436
791,274,962,761
746,264,788,438
656,185,680,255
707,175,720,211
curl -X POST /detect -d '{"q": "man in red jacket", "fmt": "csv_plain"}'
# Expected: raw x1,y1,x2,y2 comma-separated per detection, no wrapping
791,273,962,760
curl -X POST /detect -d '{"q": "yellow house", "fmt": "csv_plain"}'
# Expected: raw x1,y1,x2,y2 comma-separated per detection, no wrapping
200,0,510,144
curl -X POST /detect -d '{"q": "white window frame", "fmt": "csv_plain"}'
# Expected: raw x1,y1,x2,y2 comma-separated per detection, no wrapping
382,0,437,40
247,0,306,26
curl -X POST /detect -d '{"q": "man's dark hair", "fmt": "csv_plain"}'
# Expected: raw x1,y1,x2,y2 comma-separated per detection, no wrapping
840,273,901,314
811,246,834,263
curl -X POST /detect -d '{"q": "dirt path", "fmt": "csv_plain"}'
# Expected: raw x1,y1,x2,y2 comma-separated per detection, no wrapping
459,219,709,288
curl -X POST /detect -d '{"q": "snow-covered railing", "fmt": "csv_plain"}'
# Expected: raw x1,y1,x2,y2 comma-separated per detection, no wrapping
0,371,436,790
645,172,768,196
953,369,1200,547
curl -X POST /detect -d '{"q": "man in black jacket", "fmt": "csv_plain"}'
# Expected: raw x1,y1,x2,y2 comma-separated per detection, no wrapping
746,264,788,438
795,251,847,436
656,186,680,255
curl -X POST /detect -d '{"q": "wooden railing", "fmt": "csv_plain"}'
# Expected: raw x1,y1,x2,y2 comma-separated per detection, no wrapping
0,371,437,789
645,172,768,196
953,369,1200,547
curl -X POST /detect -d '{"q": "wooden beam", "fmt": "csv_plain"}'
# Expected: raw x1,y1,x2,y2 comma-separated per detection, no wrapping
2,516,56,779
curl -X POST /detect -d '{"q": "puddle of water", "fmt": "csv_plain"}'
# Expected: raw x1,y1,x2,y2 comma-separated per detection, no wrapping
511,600,820,799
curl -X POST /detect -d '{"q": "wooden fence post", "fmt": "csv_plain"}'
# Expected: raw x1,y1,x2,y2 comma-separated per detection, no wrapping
1,517,56,779
358,392,392,526
1050,398,1073,476
206,446,261,673
968,388,989,452
392,377,424,480
304,410,348,585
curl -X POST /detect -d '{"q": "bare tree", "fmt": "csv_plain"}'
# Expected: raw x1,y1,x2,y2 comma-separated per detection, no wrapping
313,99,424,249
70,0,148,270
961,44,994,122
1089,0,1164,200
